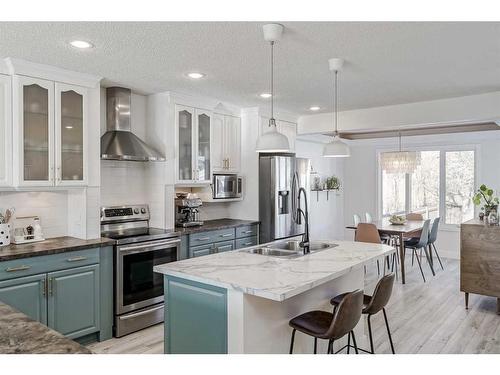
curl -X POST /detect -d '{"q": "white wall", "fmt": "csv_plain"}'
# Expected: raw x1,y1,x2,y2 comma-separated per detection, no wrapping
295,139,344,241
343,131,500,259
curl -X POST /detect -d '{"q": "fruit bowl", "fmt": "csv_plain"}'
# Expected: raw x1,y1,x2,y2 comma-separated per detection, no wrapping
389,215,407,225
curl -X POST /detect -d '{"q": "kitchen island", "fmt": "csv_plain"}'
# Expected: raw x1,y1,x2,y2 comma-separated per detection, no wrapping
154,240,394,354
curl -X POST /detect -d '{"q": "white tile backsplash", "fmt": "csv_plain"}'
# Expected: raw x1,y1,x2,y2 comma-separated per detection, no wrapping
0,191,68,238
100,160,148,206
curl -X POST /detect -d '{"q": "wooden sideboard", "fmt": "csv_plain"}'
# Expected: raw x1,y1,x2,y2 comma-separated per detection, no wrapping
460,219,500,314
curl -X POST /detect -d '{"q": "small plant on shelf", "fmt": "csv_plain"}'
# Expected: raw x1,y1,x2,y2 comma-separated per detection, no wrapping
472,184,499,217
325,176,341,191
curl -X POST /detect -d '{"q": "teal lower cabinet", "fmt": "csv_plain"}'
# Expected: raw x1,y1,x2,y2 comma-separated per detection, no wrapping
47,264,100,339
186,224,259,259
0,246,113,343
0,273,48,324
165,276,227,354
213,240,234,253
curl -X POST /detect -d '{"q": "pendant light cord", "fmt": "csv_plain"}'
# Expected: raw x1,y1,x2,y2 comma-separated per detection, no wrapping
269,41,275,127
333,70,338,136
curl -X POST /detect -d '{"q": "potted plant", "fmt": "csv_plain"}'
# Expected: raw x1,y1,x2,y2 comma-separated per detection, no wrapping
325,176,341,191
472,184,499,218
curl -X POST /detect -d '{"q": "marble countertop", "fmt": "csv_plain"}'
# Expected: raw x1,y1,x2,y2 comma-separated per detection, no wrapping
154,240,394,301
0,302,91,354
0,236,115,262
176,218,259,235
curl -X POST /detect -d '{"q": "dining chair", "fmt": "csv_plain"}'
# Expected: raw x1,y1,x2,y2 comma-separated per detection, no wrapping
403,219,434,282
427,217,444,270
406,213,424,221
353,214,361,226
355,223,393,276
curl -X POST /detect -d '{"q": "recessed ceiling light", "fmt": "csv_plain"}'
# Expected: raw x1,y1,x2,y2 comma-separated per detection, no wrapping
260,93,272,98
65,126,73,129
309,106,320,111
187,72,205,79
69,40,94,49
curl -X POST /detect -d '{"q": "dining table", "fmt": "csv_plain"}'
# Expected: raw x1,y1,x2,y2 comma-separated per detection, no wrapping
346,219,426,284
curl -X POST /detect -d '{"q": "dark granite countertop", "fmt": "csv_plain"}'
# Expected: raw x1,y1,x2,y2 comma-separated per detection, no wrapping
0,302,91,354
0,236,115,262
176,218,260,235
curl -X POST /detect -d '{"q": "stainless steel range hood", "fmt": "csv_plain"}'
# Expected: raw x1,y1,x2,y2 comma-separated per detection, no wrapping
101,87,165,161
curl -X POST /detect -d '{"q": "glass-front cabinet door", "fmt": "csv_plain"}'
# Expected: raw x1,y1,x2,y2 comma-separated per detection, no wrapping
195,110,211,183
176,105,194,182
15,76,54,186
55,83,87,186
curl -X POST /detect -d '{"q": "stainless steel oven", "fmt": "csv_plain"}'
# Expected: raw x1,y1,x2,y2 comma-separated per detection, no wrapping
101,204,181,337
213,174,242,199
114,238,180,337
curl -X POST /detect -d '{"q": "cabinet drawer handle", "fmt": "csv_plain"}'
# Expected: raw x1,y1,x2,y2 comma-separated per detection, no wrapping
67,256,87,262
220,234,233,237
243,242,254,246
6,265,31,272
242,230,253,234
41,278,46,296
196,237,211,241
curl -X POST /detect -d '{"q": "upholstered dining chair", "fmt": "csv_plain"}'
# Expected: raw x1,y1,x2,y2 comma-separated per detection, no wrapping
353,214,361,226
406,212,424,221
404,219,434,282
427,217,444,270
355,223,392,276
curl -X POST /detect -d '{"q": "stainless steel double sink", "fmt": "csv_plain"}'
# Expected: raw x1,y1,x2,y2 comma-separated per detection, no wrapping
243,240,338,258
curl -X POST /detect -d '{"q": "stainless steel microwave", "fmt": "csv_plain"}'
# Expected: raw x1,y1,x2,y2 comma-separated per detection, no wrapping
213,174,242,199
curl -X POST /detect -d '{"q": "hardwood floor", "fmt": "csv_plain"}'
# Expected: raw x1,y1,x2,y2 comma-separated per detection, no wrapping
88,258,500,354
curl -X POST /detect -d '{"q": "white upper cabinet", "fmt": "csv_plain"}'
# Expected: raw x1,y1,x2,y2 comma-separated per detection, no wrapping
12,76,88,187
224,115,241,173
212,113,241,173
55,83,88,186
212,114,225,171
0,74,12,187
175,105,212,185
13,76,55,186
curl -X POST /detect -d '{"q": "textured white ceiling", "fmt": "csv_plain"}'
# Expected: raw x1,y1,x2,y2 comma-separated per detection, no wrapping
0,22,499,115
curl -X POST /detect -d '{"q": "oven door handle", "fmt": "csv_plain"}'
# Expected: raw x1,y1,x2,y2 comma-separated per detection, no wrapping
118,239,181,254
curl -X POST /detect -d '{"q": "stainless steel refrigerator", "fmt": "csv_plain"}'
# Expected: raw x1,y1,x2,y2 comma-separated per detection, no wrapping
259,154,311,244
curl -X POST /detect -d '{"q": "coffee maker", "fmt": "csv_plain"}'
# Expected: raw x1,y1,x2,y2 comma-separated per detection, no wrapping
175,195,203,227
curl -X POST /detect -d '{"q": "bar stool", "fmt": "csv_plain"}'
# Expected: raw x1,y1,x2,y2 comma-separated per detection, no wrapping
289,289,364,354
331,273,396,354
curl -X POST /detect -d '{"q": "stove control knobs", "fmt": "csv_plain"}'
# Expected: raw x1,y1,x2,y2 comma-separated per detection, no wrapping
134,208,140,214
141,208,147,214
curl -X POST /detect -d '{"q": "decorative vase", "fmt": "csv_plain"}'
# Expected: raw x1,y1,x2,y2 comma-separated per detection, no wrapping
487,209,499,226
485,205,498,217
0,223,11,247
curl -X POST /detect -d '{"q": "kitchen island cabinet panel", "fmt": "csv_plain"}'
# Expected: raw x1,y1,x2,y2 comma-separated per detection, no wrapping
165,276,227,354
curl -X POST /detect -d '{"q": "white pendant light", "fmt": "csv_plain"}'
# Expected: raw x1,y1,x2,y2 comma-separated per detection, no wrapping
256,24,290,153
380,131,421,174
323,58,350,158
